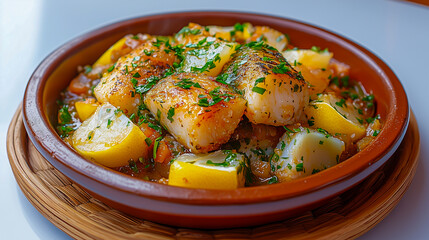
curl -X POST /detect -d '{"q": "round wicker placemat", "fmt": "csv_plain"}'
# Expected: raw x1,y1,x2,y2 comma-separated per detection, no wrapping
7,105,420,240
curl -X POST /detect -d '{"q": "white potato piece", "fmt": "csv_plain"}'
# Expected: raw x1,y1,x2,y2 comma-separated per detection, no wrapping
207,23,254,42
72,103,149,168
305,93,366,141
180,37,237,77
248,26,288,51
144,72,246,153
282,49,333,69
169,150,247,189
271,127,345,182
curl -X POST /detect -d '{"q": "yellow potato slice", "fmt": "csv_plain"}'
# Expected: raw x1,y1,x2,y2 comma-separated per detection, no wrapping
180,37,237,77
305,93,366,140
272,127,345,182
249,26,288,51
72,103,148,167
207,23,254,42
294,65,331,96
283,49,333,69
169,151,246,189
207,25,234,41
93,37,127,67
75,99,98,121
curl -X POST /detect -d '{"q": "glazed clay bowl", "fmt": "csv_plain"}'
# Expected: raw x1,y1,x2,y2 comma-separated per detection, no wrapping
23,11,409,229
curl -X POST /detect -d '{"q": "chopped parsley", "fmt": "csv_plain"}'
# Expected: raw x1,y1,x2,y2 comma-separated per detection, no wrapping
310,46,329,53
251,77,266,95
167,107,175,122
57,125,74,138
107,64,115,72
197,87,232,107
190,54,221,73
252,86,266,95
58,106,72,124
175,79,201,89
272,63,290,74
341,76,349,87
245,41,277,51
216,73,234,85
335,98,346,108
145,137,152,146
176,26,201,37
234,23,244,32
134,75,160,94
362,94,375,108
143,49,154,56
296,163,304,172
206,151,238,167
157,109,161,119
128,160,139,174
148,122,162,133
153,137,163,160
114,109,122,115
268,176,278,184
84,65,92,74
206,160,228,167
280,141,286,151
356,117,364,124
107,119,113,129
317,128,331,138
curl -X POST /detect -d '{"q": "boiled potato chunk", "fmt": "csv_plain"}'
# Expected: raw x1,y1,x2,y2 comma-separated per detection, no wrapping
248,26,288,51
180,37,237,77
144,72,246,153
169,150,246,189
72,103,148,167
293,65,331,96
283,49,333,69
271,127,345,182
206,26,234,41
207,23,254,42
75,99,98,121
305,93,366,140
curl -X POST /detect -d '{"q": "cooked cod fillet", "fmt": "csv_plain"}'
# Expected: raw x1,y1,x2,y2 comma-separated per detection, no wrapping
94,39,176,115
221,44,309,126
144,72,246,153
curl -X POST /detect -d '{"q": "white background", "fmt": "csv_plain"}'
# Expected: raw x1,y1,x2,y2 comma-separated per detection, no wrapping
1,0,428,239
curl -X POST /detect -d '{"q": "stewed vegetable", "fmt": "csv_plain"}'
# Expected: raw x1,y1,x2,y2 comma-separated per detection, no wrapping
56,22,381,189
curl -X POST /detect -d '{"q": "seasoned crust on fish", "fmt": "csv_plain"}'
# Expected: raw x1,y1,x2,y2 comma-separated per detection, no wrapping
94,39,176,115
144,72,246,153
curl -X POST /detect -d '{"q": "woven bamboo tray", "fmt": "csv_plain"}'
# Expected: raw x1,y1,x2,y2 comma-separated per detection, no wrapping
7,105,420,240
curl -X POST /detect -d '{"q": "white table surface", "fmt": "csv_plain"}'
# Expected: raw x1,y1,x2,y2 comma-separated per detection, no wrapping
1,0,428,239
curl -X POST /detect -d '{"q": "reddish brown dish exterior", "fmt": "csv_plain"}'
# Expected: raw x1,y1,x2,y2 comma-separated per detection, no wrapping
22,11,409,228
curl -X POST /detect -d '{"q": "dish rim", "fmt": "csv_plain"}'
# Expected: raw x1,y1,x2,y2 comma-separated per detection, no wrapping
22,10,409,205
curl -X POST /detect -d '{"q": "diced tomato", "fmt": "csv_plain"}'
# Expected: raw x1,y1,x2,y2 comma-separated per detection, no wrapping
154,140,171,163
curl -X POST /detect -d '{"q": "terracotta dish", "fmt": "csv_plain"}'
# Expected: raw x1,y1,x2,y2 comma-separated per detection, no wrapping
22,11,409,229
